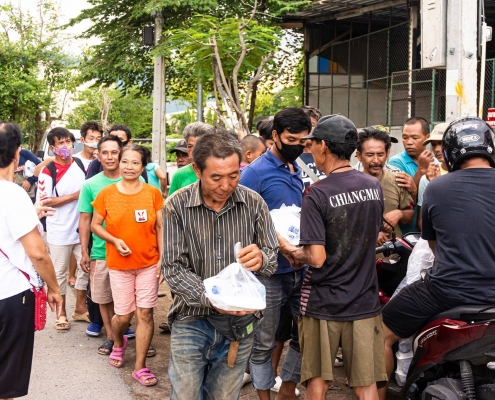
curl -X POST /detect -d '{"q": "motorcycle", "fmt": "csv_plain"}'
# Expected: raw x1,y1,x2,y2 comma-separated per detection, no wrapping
375,231,495,400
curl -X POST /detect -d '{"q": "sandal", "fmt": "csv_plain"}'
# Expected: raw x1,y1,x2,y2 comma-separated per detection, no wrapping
132,368,157,387
98,339,114,356
147,344,157,358
55,316,70,330
159,322,171,333
72,311,91,322
109,336,128,368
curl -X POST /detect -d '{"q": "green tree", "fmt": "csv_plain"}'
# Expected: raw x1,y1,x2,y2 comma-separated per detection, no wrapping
0,1,78,151
68,0,309,96
66,87,153,137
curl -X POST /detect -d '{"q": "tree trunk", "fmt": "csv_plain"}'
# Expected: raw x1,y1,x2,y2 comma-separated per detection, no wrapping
247,80,258,133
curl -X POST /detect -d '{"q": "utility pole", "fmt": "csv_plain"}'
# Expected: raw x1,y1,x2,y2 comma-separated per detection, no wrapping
445,0,478,122
151,10,167,173
197,81,203,122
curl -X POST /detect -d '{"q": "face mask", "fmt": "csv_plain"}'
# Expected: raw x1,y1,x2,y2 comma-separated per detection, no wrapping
53,145,73,160
276,139,304,163
84,142,99,149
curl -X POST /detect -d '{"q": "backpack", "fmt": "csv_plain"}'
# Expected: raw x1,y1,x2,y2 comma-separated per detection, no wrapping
46,157,86,197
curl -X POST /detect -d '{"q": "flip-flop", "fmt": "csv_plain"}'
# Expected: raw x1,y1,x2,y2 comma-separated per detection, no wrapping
55,315,70,330
159,322,171,333
147,344,157,358
98,339,114,356
72,312,91,322
109,336,128,368
132,368,157,387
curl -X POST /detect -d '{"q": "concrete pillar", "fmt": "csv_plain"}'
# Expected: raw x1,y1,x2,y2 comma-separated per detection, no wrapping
152,10,167,172
445,0,478,122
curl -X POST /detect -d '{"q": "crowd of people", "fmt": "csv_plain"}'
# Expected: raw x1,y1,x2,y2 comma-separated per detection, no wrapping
1,104,495,400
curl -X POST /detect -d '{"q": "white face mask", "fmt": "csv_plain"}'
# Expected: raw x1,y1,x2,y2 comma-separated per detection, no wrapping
84,142,99,149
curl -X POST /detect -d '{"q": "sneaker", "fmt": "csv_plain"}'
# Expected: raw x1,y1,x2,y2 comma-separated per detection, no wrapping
334,356,344,367
242,372,252,386
124,328,136,339
270,376,300,396
86,322,102,337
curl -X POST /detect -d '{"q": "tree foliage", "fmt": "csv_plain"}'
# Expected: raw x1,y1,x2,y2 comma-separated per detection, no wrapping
0,1,78,150
68,0,310,96
66,87,153,137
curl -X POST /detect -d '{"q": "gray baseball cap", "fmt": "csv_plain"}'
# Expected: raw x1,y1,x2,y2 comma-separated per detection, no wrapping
301,114,358,144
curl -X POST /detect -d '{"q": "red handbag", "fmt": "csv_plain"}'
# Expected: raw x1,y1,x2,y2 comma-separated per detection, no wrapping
0,247,47,331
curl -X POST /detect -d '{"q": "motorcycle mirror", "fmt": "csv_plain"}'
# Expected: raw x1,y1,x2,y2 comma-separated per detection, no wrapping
382,218,396,242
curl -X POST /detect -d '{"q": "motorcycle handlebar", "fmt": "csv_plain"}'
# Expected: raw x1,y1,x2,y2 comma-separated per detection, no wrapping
376,241,395,254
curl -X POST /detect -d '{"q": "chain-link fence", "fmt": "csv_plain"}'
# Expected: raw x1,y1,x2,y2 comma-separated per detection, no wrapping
389,69,446,127
479,58,495,119
308,22,410,128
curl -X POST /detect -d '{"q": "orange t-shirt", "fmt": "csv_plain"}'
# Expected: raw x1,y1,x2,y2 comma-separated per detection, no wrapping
92,183,164,270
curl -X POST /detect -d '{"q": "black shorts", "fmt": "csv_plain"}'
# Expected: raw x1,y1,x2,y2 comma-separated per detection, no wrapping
275,303,299,342
382,277,460,338
0,289,35,398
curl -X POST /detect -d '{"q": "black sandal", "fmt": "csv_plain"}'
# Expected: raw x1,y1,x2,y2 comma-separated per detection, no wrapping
147,344,157,358
98,339,114,356
159,322,171,333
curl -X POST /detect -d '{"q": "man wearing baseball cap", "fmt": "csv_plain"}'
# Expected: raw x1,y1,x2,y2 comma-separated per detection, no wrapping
169,139,191,169
278,114,387,400
416,122,449,230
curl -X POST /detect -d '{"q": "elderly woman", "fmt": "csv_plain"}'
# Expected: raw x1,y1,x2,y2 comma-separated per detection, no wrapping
0,122,62,400
91,144,163,387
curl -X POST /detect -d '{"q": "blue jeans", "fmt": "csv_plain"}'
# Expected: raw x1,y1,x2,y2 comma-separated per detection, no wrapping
169,318,254,400
250,269,304,390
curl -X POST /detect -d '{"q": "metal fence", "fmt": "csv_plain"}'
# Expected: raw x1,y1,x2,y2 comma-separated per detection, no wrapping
389,69,446,127
479,58,495,119
308,22,410,128
307,21,448,142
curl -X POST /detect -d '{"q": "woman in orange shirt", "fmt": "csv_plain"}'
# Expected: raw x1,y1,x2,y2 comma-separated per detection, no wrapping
91,145,163,387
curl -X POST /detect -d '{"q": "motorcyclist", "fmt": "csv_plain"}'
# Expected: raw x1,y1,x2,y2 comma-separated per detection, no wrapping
379,117,495,400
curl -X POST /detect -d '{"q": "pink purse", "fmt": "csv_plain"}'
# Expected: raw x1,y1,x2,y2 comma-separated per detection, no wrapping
0,248,47,331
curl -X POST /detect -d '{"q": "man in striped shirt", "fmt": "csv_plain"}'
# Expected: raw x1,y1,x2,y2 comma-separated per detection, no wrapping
162,132,278,399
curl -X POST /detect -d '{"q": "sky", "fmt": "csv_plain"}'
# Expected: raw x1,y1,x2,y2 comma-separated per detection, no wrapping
11,0,98,52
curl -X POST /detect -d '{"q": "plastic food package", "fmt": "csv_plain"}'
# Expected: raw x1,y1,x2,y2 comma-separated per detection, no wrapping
269,204,301,245
204,243,266,312
24,160,36,178
392,238,435,297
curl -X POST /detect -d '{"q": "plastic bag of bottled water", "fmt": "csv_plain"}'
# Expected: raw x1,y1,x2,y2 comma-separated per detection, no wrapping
269,204,301,246
204,243,266,311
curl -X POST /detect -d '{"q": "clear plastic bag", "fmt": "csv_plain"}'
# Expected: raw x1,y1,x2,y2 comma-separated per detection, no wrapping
392,238,434,297
204,243,266,312
269,204,301,245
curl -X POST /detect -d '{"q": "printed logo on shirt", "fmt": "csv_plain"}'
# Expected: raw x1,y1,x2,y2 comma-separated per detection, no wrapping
134,210,148,223
329,188,381,208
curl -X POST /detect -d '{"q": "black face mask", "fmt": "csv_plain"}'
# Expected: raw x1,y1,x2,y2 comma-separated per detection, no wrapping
276,139,304,163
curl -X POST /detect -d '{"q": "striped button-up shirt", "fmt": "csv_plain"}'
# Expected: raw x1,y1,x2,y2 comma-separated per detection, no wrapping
162,180,278,324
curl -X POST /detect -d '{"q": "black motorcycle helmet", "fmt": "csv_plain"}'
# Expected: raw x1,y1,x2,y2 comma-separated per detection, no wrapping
442,117,495,172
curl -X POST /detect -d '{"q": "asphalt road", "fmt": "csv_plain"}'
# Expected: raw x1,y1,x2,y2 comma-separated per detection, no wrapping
25,283,355,400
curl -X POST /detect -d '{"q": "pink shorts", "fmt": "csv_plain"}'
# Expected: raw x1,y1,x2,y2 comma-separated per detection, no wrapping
108,265,159,315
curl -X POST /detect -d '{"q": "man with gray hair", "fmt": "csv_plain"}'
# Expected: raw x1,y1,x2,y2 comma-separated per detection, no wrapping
163,132,278,398
168,122,216,195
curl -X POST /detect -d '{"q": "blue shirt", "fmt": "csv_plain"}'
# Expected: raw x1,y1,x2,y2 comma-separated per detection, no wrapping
388,151,419,234
239,150,303,274
388,151,418,177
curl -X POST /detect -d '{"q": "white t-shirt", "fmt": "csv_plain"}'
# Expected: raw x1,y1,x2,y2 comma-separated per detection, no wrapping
0,181,41,300
37,159,86,245
73,152,93,172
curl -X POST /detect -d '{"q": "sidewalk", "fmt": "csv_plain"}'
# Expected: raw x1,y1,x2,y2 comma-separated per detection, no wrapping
25,288,133,400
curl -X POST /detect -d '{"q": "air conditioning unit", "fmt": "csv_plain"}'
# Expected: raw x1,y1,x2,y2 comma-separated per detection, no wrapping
421,0,447,68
